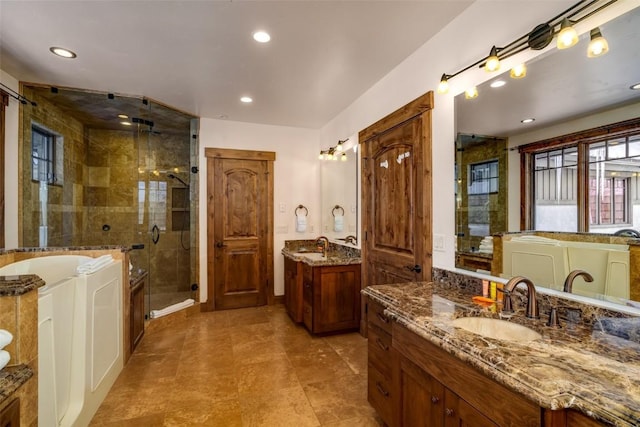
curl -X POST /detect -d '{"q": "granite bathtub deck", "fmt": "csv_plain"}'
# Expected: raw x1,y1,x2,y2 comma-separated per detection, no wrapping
363,281,640,427
0,365,33,405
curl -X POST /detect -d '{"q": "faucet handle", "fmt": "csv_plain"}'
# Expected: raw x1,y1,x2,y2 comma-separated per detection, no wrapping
500,289,515,315
547,307,561,328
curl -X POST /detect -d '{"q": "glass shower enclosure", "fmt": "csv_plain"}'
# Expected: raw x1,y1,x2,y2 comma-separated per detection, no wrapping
20,85,198,316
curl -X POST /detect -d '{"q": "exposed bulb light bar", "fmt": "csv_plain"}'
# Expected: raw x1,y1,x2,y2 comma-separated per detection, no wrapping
557,18,578,49
587,27,609,58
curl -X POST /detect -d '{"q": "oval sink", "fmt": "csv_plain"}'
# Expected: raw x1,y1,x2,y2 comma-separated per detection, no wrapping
452,317,542,342
295,252,326,261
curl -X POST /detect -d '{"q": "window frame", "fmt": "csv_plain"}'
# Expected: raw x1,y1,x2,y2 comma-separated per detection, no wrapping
31,124,58,185
519,117,640,232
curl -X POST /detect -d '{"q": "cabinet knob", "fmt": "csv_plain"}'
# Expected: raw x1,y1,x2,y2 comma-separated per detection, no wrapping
445,408,454,417
375,381,389,397
431,396,440,404
375,338,389,352
376,312,389,324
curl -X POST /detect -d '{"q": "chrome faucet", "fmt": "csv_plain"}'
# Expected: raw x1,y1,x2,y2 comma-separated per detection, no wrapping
563,270,594,293
502,276,539,319
315,236,329,257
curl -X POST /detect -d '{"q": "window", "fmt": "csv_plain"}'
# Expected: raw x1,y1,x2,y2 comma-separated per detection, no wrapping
31,125,63,184
468,160,498,194
520,119,640,234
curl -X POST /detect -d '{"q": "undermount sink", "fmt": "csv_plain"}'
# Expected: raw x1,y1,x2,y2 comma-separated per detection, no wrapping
452,317,542,342
295,252,326,261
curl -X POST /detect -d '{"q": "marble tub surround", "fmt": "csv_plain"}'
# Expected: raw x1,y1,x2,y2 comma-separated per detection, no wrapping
282,239,361,266
363,279,640,426
0,275,45,297
0,365,33,404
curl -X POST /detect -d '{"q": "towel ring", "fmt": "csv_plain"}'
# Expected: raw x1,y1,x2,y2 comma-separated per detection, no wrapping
332,205,345,217
295,204,308,217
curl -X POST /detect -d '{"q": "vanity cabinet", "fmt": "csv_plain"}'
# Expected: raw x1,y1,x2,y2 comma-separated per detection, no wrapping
301,262,361,334
284,257,304,322
0,398,20,427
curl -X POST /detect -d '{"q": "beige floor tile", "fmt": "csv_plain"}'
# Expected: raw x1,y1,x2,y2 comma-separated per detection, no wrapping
235,358,301,396
90,413,166,426
321,415,385,427
303,374,375,424
168,370,239,406
289,346,357,385
239,385,320,427
163,399,243,427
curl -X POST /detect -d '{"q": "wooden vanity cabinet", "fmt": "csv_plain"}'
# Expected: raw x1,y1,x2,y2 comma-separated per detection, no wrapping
284,257,304,322
0,398,20,427
302,262,361,334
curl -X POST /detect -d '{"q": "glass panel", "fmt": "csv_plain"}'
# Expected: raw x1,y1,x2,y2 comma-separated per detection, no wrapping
628,135,640,157
607,137,627,159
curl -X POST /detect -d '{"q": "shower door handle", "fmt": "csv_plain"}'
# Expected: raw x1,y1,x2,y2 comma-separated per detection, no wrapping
151,225,160,244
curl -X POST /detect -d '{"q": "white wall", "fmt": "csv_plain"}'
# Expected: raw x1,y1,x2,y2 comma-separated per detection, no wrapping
1,69,19,249
198,119,320,300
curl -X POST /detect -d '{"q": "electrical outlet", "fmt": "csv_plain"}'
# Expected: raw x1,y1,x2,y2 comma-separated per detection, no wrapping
433,234,445,252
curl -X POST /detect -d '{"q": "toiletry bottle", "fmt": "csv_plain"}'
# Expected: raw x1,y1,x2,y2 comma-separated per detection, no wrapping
482,280,489,298
490,281,497,300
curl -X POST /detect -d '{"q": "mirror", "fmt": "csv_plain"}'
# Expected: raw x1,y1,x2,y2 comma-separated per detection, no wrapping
320,138,359,245
454,6,640,308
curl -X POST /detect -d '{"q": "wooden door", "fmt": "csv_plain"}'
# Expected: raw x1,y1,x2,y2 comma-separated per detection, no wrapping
205,148,275,310
360,92,433,330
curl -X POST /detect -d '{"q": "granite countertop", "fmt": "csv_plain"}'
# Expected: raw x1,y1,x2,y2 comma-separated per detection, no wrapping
363,281,640,427
281,247,361,266
0,274,45,296
0,364,33,405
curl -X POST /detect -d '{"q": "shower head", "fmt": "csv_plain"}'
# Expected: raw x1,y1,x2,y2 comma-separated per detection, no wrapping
167,173,188,187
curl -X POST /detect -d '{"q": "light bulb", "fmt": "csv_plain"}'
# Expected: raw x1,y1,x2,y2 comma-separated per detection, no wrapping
437,74,449,94
510,63,527,79
588,28,609,58
557,18,578,49
485,46,500,72
341,153,347,162
465,87,478,100
319,151,324,160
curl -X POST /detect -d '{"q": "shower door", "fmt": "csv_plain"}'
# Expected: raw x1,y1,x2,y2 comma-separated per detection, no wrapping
133,100,195,316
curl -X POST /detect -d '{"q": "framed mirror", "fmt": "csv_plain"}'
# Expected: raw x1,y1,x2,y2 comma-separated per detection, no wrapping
320,137,359,246
454,6,640,309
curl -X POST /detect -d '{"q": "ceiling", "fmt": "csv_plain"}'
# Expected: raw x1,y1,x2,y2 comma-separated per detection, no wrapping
0,1,473,129
456,6,640,138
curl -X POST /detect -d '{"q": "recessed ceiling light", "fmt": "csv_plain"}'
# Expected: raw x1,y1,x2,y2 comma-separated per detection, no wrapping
121,121,132,126
490,80,506,88
521,118,535,124
240,96,253,103
118,114,128,119
49,47,77,58
631,83,640,90
253,31,271,43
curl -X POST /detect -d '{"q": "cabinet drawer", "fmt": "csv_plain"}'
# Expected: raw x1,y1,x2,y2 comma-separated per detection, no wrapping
368,299,392,334
368,362,394,426
368,324,392,376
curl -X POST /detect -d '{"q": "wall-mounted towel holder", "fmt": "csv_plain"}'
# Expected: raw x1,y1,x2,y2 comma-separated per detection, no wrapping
295,205,308,217
332,205,344,217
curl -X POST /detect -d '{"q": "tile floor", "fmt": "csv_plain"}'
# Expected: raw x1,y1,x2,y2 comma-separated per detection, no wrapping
90,305,383,426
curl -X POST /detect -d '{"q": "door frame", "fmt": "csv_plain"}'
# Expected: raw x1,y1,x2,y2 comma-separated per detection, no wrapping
204,147,275,311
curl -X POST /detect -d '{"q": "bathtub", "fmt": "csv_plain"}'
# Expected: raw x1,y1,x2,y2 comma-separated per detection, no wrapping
0,255,123,427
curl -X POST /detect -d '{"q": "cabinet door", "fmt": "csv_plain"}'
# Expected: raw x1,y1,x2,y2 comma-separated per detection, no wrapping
284,257,302,322
444,388,498,427
399,356,444,427
302,263,313,331
130,277,146,351
312,265,361,333
0,398,20,427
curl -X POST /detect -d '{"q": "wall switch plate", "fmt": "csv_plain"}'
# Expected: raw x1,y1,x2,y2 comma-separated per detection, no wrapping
279,203,286,213
433,234,445,252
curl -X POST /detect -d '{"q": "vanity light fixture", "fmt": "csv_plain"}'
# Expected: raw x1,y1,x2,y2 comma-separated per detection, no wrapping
465,87,478,100
319,151,325,160
319,139,350,161
490,80,506,88
557,18,579,49
49,46,77,58
435,0,618,92
485,46,501,72
587,27,609,58
521,118,535,124
510,63,527,79
253,31,271,43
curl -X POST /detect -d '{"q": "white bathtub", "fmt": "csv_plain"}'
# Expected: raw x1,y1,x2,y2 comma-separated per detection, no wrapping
0,255,123,427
